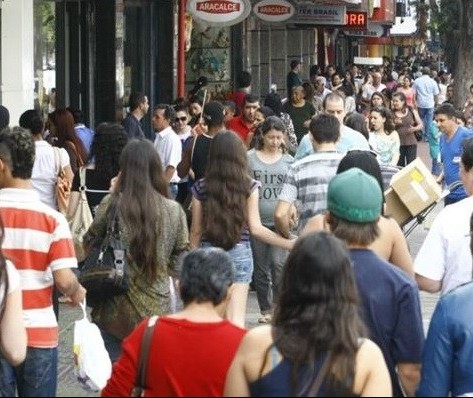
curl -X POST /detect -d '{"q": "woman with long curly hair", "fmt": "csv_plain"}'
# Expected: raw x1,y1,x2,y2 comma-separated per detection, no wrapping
83,139,189,361
224,231,391,397
66,122,128,218
51,109,87,174
190,131,293,327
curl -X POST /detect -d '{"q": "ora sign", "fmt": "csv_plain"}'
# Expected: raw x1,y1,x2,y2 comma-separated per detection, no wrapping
188,0,251,27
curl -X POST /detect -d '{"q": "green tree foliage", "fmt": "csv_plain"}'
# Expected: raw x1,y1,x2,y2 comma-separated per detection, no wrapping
429,0,460,68
41,2,55,60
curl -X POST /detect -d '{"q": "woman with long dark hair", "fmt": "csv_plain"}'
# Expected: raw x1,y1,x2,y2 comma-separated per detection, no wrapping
83,139,189,361
190,131,293,327
224,232,391,397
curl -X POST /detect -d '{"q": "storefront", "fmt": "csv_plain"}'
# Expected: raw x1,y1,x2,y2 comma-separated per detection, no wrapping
31,0,175,138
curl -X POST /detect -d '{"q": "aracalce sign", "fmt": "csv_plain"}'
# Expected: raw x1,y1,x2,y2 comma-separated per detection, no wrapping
188,0,251,26
253,0,295,23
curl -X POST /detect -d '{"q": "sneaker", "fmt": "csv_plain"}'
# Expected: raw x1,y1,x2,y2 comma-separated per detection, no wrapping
258,313,272,324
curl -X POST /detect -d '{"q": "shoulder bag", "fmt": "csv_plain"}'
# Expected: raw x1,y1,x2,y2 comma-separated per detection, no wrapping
131,316,159,397
69,168,94,262
79,205,128,307
54,147,72,214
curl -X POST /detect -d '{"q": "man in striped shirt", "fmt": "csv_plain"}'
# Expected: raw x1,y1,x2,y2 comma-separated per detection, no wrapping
0,127,85,397
274,114,343,237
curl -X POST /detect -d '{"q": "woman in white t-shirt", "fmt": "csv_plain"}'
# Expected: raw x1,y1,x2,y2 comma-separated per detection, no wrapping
19,109,73,210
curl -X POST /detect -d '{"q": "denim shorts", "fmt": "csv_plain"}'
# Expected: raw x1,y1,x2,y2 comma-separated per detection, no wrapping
202,241,254,283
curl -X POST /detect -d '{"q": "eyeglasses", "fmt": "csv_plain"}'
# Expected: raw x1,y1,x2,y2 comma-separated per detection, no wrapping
175,116,187,123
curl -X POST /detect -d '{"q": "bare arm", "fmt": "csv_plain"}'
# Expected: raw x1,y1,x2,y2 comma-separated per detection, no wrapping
415,274,441,293
388,219,415,277
66,191,80,220
0,288,26,366
247,190,293,250
164,166,175,184
54,269,86,305
411,109,424,133
274,200,294,239
189,196,203,249
397,362,421,397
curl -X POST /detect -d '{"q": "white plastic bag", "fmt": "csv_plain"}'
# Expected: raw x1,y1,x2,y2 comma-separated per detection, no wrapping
73,300,112,392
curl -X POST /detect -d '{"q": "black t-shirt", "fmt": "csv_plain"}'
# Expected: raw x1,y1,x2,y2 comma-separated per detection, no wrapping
72,169,111,216
191,135,213,182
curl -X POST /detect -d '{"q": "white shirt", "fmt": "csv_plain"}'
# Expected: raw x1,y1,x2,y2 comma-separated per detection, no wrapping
31,141,70,209
362,83,387,101
153,126,182,183
414,196,473,295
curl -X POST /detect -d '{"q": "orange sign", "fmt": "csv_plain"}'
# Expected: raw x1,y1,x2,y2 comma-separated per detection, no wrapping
196,0,240,13
345,11,367,28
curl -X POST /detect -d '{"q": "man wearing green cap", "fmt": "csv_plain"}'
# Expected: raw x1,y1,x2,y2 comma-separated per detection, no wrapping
325,168,424,398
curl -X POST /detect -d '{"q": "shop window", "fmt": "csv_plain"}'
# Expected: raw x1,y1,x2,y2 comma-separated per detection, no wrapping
186,25,232,101
34,0,56,118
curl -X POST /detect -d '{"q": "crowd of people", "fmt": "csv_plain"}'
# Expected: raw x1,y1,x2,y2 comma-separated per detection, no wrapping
0,53,473,397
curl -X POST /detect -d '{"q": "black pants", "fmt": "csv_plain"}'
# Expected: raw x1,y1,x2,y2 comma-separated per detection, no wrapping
398,145,417,167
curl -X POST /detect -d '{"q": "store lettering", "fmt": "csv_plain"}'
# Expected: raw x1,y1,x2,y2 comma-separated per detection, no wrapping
196,1,241,13
299,8,339,16
257,5,290,15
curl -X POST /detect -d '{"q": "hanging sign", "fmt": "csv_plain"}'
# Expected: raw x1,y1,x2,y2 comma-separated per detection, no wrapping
188,0,251,26
253,0,295,23
295,4,346,25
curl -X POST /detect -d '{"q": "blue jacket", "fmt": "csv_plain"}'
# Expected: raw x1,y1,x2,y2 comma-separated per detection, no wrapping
417,281,473,396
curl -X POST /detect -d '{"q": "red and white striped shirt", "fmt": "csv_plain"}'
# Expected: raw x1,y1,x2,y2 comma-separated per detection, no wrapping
0,188,77,348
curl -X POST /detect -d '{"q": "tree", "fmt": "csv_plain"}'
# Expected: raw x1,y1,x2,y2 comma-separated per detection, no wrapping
453,1,473,108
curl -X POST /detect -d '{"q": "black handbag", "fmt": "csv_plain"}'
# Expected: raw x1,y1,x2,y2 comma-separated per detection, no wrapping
79,206,128,307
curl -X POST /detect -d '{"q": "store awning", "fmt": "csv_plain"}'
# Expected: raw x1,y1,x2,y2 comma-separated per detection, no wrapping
390,16,417,36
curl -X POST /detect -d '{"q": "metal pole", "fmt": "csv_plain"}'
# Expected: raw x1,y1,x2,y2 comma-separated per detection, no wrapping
177,0,186,98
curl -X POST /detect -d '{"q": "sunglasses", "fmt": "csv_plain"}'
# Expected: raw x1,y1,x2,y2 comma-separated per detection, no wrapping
175,116,187,123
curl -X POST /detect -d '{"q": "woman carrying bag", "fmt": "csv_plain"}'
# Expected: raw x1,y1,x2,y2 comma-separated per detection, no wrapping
83,139,189,362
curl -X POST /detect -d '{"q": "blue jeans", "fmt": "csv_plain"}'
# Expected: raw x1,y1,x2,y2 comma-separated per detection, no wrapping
100,329,123,363
169,183,178,200
202,241,254,283
418,107,434,142
0,347,58,397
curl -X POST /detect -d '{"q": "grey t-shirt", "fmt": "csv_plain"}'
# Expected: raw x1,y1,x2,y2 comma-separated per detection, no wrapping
247,149,294,227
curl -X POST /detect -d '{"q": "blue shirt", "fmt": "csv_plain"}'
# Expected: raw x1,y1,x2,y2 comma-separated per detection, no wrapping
294,126,369,161
417,282,473,397
350,249,424,397
440,126,473,201
413,75,439,109
74,124,94,156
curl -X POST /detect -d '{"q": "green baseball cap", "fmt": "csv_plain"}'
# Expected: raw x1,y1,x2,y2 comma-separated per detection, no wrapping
327,168,382,223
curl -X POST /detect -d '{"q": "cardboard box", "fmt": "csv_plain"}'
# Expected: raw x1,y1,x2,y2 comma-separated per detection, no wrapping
390,158,442,217
384,187,412,226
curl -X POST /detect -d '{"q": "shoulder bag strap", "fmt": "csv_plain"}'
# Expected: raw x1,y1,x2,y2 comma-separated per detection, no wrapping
132,316,158,397
79,167,87,200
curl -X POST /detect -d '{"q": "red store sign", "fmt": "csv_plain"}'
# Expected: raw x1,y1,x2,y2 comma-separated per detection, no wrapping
188,0,251,26
253,0,295,23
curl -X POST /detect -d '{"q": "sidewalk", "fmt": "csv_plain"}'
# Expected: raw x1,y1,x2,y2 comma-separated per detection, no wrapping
57,142,441,396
